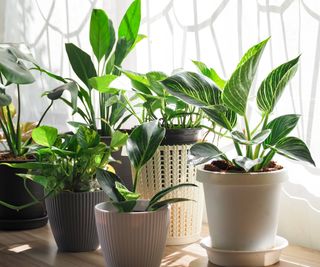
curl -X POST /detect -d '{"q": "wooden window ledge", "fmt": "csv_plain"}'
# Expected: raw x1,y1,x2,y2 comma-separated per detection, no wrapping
0,224,320,267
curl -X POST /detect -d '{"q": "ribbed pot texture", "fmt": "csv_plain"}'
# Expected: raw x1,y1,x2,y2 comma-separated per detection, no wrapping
95,201,170,267
45,190,106,252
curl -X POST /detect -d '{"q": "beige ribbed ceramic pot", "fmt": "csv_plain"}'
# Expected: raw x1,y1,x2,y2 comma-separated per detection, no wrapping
95,200,170,267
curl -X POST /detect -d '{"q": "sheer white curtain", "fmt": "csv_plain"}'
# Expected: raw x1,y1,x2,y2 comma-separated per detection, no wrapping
1,0,320,249
136,0,320,250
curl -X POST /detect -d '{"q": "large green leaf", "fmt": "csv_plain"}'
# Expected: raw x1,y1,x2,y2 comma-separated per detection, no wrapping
161,71,221,107
126,120,165,170
257,56,299,114
222,38,269,116
44,81,78,112
192,60,226,89
271,136,315,166
118,0,141,49
0,48,35,84
65,43,97,89
89,74,118,92
110,130,128,150
264,114,300,147
90,9,113,62
233,156,263,172
32,126,58,147
115,181,140,201
96,169,125,202
189,142,224,165
202,105,236,130
76,126,100,149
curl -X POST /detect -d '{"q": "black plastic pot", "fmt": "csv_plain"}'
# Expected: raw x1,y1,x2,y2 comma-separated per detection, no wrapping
100,129,133,190
0,158,48,230
45,190,106,252
161,128,202,146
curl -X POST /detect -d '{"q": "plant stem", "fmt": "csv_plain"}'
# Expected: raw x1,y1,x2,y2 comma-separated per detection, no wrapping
133,168,141,193
253,113,269,159
16,84,22,155
244,115,252,158
36,100,53,127
257,149,275,170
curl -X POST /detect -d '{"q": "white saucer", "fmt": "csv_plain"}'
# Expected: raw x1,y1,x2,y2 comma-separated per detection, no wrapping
200,236,288,267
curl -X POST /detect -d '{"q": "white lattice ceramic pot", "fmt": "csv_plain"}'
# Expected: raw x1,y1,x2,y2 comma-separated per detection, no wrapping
136,128,204,245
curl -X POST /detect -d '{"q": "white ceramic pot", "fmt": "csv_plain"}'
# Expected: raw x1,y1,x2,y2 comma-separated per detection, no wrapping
95,200,170,267
197,167,288,251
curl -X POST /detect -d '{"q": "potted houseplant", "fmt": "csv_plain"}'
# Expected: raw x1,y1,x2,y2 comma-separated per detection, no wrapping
95,120,197,267
0,44,58,230
161,38,315,266
35,0,144,188
6,125,127,252
120,69,205,245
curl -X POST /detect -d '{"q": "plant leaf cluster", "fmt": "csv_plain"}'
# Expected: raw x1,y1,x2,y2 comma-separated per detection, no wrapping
161,38,315,171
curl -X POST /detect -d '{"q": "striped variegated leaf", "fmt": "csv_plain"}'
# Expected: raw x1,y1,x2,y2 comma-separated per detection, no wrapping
233,156,263,172
222,38,269,116
161,71,237,130
257,56,299,114
189,142,224,165
271,136,315,166
263,114,300,147
161,71,221,106
231,129,271,145
192,60,226,89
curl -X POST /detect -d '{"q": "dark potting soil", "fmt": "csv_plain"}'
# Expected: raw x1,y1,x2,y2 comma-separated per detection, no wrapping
204,160,283,173
0,152,33,161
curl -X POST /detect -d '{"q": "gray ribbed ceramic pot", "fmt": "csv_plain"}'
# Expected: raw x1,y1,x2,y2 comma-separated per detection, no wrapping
45,190,106,252
95,200,170,267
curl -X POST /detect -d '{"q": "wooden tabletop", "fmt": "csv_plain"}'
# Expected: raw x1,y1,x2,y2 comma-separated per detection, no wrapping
0,224,320,267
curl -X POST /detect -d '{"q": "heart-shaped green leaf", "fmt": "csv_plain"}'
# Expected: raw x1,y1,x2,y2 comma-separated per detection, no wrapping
257,56,299,114
233,156,263,172
76,126,100,149
89,74,118,92
270,136,315,166
189,142,224,165
222,38,269,116
110,130,128,150
32,126,58,147
264,114,300,147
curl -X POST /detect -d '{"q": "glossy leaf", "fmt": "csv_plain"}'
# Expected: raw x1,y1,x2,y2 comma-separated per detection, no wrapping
233,156,263,172
89,75,118,92
270,136,315,166
16,173,50,188
115,181,140,200
65,43,97,89
161,71,221,107
126,121,165,170
257,56,299,114
189,142,224,165
203,105,236,130
222,38,269,115
231,129,271,145
118,0,141,48
90,9,112,62
192,60,226,89
148,198,192,211
0,48,35,84
76,126,100,149
110,130,128,150
32,126,58,147
148,183,197,209
96,169,125,202
264,114,300,147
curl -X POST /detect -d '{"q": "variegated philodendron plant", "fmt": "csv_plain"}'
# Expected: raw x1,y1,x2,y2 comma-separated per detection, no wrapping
161,38,315,172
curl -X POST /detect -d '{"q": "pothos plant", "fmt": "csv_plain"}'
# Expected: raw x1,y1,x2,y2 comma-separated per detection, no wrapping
35,0,144,136
161,38,315,172
1,125,128,210
96,120,197,212
0,44,56,158
119,69,203,129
